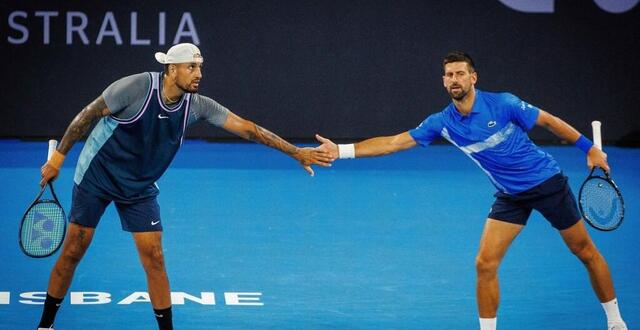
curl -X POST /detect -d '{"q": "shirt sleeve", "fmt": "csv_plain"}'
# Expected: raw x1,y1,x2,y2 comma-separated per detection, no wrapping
101,73,151,116
408,113,443,147
503,93,540,131
188,94,231,127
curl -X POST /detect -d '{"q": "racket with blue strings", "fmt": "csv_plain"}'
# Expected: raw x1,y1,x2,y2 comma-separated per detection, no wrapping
578,121,625,231
19,140,67,257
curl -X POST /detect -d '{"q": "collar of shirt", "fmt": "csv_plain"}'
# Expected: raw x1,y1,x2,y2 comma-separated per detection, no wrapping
447,89,482,121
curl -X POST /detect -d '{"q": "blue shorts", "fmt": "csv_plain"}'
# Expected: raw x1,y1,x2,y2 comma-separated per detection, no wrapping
70,184,163,232
488,174,581,230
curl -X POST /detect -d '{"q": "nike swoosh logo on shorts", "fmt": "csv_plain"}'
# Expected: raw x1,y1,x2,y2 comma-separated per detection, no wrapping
151,220,160,225
158,114,169,119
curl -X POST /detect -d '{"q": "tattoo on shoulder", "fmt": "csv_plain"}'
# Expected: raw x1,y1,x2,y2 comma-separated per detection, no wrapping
59,96,109,153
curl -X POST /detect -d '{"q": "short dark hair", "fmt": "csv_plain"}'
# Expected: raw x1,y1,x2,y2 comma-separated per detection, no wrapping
443,51,476,73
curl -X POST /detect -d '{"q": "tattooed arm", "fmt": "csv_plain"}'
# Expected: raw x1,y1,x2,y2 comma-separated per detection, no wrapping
222,112,332,176
58,96,111,153
40,96,111,186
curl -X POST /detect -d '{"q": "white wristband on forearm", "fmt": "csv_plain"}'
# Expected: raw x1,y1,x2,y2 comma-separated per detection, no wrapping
338,144,355,159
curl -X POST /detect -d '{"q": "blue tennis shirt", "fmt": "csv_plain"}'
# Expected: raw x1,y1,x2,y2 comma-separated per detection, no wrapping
74,72,192,202
409,89,560,194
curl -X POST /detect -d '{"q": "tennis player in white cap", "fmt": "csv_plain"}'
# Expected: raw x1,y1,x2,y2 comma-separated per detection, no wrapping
37,43,332,330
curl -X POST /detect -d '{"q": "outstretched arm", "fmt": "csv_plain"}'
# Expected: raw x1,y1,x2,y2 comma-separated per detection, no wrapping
40,96,111,186
222,112,332,176
535,109,609,171
316,131,417,160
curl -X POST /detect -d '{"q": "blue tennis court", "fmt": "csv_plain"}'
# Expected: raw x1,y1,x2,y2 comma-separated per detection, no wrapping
1,140,638,329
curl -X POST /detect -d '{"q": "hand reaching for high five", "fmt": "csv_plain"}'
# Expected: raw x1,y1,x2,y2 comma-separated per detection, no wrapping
293,146,333,176
315,134,339,161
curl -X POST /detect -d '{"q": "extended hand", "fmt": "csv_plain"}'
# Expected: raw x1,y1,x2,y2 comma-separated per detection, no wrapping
587,147,610,172
295,147,333,176
315,134,339,161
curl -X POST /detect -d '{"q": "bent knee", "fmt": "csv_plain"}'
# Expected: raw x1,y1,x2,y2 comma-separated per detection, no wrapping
569,240,599,263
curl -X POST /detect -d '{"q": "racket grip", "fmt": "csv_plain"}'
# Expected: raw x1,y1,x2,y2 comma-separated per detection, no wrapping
591,121,602,150
48,140,58,161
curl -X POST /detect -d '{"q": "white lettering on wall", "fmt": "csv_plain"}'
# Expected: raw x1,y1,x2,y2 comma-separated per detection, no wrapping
593,0,639,13
131,12,151,45
498,0,639,13
173,12,199,45
35,11,58,44
96,12,123,45
7,11,28,44
66,11,89,45
159,12,166,45
5,11,200,46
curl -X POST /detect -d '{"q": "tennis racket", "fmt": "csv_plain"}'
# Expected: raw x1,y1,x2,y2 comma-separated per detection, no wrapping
19,140,67,258
578,121,625,231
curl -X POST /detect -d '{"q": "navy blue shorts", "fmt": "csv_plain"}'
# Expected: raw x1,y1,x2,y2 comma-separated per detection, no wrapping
70,185,163,232
488,174,581,230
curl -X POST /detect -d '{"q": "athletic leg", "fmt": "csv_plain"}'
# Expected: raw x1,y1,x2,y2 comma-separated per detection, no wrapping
116,195,172,329
133,231,170,308
476,218,524,318
47,223,96,296
559,220,626,328
38,223,96,328
533,174,626,328
38,184,108,328
560,220,614,301
132,231,173,329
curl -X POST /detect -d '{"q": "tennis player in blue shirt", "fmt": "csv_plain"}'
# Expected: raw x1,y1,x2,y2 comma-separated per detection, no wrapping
315,51,627,330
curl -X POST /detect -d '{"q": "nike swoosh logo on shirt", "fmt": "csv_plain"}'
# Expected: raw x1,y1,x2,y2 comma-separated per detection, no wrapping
158,114,169,119
151,220,160,225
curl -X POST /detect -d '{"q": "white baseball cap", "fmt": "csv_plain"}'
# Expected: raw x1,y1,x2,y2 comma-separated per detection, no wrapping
155,43,204,64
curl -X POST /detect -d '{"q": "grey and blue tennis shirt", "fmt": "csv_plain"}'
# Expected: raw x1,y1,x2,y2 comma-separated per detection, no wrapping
409,90,561,194
74,72,229,202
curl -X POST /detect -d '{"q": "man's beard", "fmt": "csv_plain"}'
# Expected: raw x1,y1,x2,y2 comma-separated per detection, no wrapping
447,85,468,101
179,81,199,93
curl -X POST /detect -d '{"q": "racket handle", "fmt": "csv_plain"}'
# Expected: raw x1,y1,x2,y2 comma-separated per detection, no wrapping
48,139,58,161
591,121,602,150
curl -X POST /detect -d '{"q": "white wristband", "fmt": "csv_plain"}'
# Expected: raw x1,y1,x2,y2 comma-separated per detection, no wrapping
338,144,355,159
